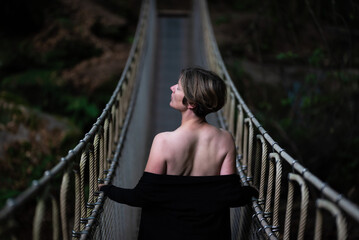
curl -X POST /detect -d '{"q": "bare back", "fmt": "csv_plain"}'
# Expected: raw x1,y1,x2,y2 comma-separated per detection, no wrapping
145,122,236,176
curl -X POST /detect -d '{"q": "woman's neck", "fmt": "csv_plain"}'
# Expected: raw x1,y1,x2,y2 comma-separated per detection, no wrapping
180,111,206,127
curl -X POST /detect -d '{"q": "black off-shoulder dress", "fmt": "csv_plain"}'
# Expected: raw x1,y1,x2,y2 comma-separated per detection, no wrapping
100,172,258,240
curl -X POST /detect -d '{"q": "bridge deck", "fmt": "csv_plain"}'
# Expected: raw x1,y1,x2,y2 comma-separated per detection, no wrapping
150,14,219,139
150,15,190,136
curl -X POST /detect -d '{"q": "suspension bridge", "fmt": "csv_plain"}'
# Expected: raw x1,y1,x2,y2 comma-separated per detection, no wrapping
1,0,359,239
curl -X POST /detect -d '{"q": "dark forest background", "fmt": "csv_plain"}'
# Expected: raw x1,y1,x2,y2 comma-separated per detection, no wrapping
0,0,358,209
208,0,359,204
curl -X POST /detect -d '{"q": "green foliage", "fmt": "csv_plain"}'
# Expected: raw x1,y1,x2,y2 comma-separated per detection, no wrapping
279,117,292,130
0,189,20,208
65,96,99,128
215,15,230,25
56,17,74,30
276,51,298,61
0,143,57,207
0,0,135,211
94,0,138,20
0,37,102,78
43,39,103,69
280,97,292,107
308,48,325,67
230,60,247,79
91,19,129,41
0,69,100,130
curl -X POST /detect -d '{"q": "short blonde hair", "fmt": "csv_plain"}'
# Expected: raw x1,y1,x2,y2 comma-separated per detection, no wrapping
180,67,226,118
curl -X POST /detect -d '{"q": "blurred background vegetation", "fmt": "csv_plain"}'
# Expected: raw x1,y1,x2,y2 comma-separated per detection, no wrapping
0,0,140,207
0,0,358,209
209,0,359,203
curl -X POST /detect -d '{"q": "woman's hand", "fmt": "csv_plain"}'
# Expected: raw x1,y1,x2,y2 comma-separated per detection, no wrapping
98,184,107,191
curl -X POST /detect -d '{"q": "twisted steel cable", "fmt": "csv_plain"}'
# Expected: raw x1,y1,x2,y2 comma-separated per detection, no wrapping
51,195,60,240
242,119,249,172
283,173,310,240
94,133,100,183
235,105,244,156
315,199,348,240
271,153,282,234
103,118,109,171
298,177,309,240
73,167,81,237
246,119,254,183
60,170,70,240
264,154,274,225
114,96,120,142
284,178,295,240
99,128,105,182
254,137,261,188
257,135,268,205
79,150,87,222
88,144,96,215
33,195,45,240
110,106,115,155
228,93,235,133
314,202,324,240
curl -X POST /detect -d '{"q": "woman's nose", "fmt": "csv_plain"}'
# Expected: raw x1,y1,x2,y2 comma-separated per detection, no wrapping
170,84,176,92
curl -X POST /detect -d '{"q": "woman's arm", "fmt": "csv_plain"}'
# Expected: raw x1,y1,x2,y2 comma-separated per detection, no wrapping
144,133,167,174
220,131,236,175
99,183,148,207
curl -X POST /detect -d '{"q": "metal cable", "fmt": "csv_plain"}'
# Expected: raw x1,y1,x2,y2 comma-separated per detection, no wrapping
271,153,282,235
114,96,120,142
33,194,45,240
283,173,310,240
235,105,244,156
315,199,348,240
293,173,309,240
242,118,249,172
51,195,60,240
94,132,100,184
254,136,261,188
73,167,81,237
284,178,294,240
256,135,267,206
264,154,274,225
79,150,87,223
103,118,109,171
99,128,104,182
314,206,323,240
228,92,235,133
60,170,70,240
2,0,359,239
109,106,115,156
246,119,254,183
88,144,95,216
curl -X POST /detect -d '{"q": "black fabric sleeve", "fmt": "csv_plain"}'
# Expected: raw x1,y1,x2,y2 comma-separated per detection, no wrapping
224,184,259,207
100,184,147,207
235,186,259,206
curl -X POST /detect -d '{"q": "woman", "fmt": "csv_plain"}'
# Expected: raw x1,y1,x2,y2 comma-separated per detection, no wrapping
100,67,258,240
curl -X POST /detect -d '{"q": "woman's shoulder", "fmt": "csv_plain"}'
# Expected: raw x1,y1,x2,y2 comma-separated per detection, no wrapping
153,131,177,144
151,131,183,153
206,126,235,145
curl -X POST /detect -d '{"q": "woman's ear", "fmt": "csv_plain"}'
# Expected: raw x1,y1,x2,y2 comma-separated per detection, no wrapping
187,103,196,109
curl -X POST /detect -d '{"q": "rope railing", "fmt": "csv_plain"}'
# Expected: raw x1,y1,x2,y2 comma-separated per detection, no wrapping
0,0,151,239
1,0,358,239
198,0,359,239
